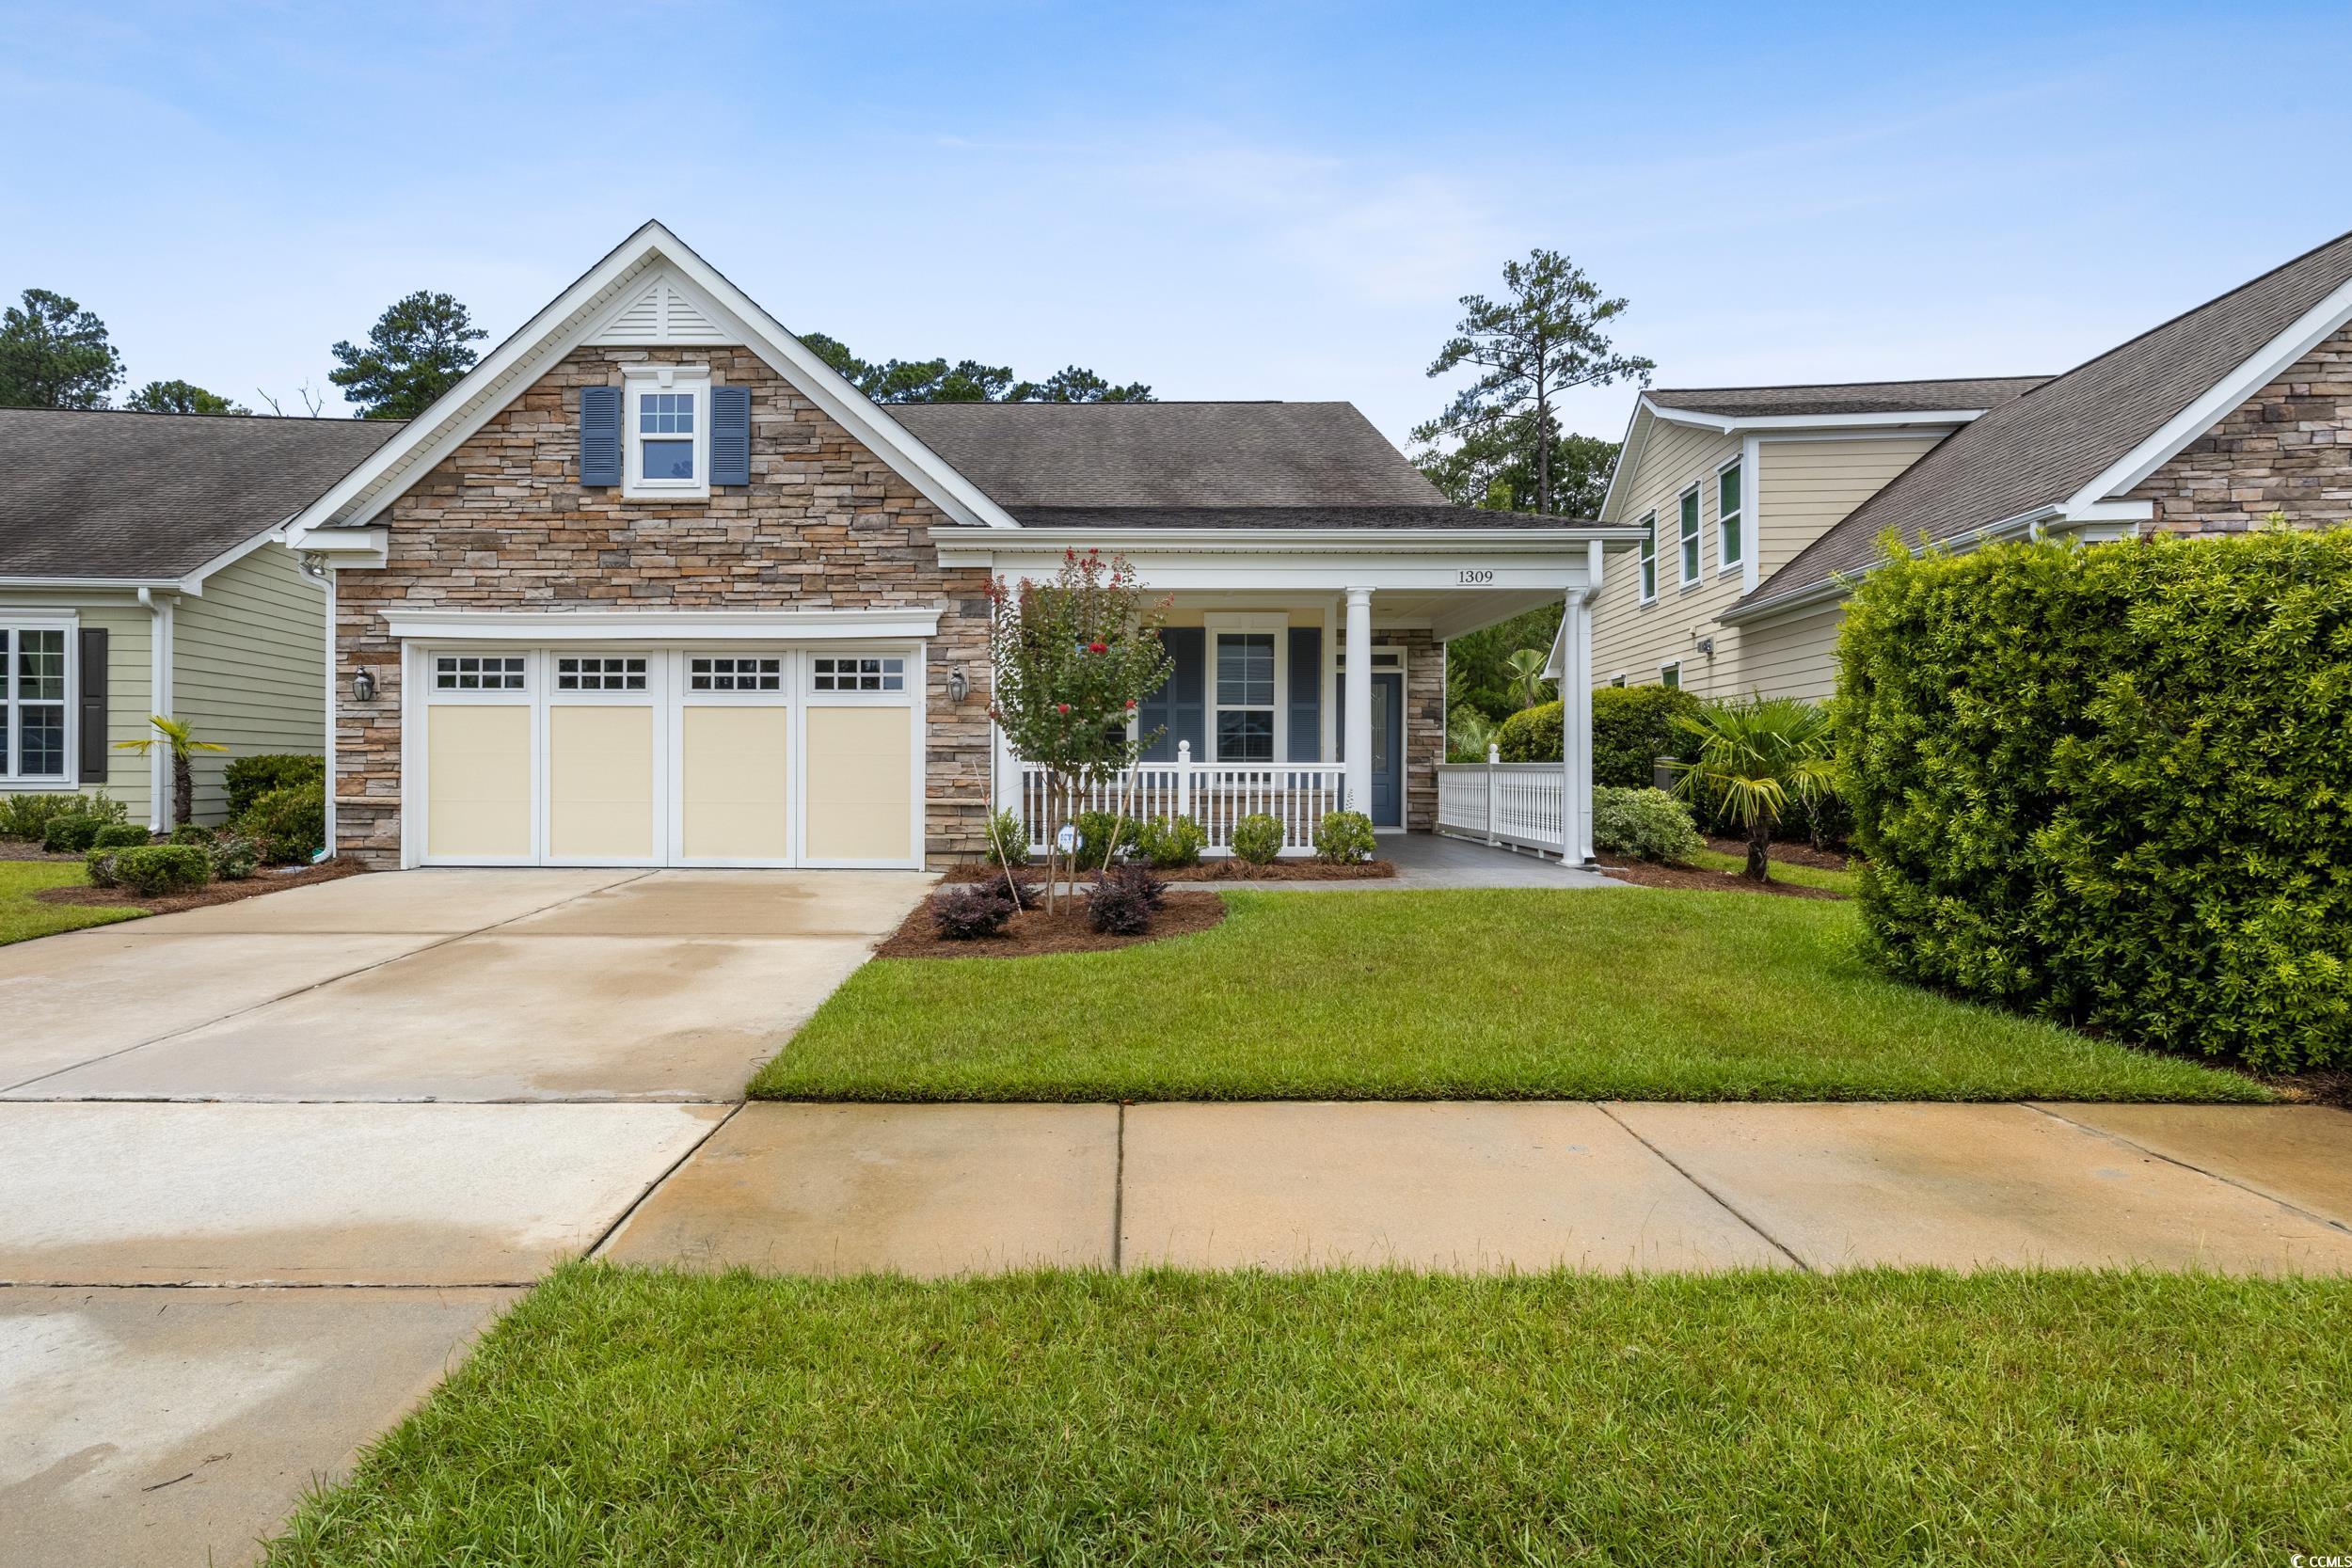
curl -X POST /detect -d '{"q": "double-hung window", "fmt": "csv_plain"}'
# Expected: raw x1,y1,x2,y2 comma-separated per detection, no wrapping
0,623,72,784
622,366,710,499
1213,631,1278,762
1717,460,1744,571
1678,486,1702,586
1638,512,1658,601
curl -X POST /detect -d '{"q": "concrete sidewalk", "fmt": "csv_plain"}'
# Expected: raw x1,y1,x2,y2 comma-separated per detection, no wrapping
600,1099,2352,1277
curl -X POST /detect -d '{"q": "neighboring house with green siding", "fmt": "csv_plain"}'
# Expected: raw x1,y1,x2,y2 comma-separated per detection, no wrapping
0,408,403,828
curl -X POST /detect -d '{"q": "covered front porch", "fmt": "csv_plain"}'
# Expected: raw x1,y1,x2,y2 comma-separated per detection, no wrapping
931,522,1629,862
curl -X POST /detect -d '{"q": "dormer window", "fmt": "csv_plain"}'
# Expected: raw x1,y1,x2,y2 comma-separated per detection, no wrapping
621,365,710,499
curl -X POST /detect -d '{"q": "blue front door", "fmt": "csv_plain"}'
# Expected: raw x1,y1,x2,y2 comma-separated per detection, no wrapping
1339,672,1406,828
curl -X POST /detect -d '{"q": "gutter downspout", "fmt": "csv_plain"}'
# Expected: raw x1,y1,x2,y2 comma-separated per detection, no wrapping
136,587,172,832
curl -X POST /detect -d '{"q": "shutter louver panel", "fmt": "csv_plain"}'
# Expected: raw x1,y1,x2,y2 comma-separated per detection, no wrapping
77,626,108,782
579,386,623,486
1287,626,1321,762
710,386,751,485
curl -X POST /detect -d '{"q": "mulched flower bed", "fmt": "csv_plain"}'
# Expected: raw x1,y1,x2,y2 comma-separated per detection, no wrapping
940,858,1394,885
877,889,1228,958
1597,855,1845,900
36,857,364,915
0,841,77,862
1708,836,1851,871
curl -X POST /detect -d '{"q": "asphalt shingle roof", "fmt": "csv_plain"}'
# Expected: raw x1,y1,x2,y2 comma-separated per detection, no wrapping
1751,228,2352,610
1646,376,2048,420
1008,504,1597,531
0,408,403,578
892,401,1448,510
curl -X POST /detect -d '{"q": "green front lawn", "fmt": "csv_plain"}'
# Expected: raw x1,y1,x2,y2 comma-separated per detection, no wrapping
0,860,146,945
754,888,2260,1102
265,1264,2352,1566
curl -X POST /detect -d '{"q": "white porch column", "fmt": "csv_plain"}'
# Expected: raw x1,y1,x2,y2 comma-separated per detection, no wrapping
1343,586,1374,817
1561,588,1596,864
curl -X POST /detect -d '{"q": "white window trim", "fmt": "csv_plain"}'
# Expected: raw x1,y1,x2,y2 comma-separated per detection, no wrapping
1715,457,1744,573
428,650,530,699
621,363,711,501
1677,484,1703,589
1637,511,1659,604
1659,658,1683,689
0,615,79,789
1205,613,1288,765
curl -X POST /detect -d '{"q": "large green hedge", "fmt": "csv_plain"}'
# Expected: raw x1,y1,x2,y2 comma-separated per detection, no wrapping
1495,685,1699,786
1836,529,2352,1070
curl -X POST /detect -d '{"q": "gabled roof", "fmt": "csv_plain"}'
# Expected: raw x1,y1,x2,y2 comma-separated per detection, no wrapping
0,407,403,580
285,221,1020,540
1744,227,2352,616
891,402,1446,508
1004,503,1585,531
1646,375,2048,420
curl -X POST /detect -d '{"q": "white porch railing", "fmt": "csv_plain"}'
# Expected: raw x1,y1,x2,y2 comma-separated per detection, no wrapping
1017,741,1348,857
1436,746,1566,855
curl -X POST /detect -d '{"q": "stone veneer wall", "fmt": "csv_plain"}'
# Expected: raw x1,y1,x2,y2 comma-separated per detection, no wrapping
2131,322,2352,535
333,344,993,868
1401,627,1441,832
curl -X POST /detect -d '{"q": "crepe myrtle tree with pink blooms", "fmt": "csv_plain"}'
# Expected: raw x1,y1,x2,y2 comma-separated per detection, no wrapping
987,549,1174,910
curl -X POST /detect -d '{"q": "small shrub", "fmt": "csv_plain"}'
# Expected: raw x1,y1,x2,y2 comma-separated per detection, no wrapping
1084,864,1161,935
84,848,121,889
983,807,1031,868
1230,813,1284,865
0,792,105,842
42,815,105,854
209,832,260,881
1072,810,1137,869
111,844,212,896
91,822,151,850
1593,786,1705,863
170,823,215,847
236,780,326,863
1132,815,1207,869
930,884,1014,941
224,753,326,817
1311,810,1378,865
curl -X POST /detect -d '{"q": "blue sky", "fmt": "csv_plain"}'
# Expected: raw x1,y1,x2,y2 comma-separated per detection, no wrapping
5,1,2348,451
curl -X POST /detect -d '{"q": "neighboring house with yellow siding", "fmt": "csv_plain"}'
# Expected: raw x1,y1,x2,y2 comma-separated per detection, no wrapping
0,410,401,828
1588,227,2352,705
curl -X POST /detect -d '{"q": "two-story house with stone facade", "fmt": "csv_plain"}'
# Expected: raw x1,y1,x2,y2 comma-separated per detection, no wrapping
284,224,1637,872
1588,228,2352,702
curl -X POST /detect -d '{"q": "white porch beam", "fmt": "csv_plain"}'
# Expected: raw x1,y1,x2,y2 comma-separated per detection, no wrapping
1343,587,1374,818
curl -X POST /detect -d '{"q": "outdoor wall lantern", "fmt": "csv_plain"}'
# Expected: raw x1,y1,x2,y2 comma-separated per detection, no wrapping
947,665,970,704
351,668,376,703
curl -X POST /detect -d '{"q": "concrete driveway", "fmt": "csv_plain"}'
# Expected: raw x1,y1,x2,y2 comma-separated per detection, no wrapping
1,866,929,1568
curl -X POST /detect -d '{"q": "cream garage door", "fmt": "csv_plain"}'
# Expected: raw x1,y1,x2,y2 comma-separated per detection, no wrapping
416,646,917,868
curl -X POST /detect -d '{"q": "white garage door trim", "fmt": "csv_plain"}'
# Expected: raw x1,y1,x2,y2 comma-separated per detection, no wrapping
398,638,925,871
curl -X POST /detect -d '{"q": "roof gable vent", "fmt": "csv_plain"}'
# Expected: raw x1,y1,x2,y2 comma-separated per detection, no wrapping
589,269,730,345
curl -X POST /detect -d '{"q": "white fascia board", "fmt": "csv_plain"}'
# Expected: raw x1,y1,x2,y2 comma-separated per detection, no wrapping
0,576,175,592
285,525,389,566
930,525,1646,565
284,222,1019,537
179,522,320,595
1646,404,1993,435
1595,399,1653,523
1719,503,2066,626
379,607,943,642
2067,274,2352,510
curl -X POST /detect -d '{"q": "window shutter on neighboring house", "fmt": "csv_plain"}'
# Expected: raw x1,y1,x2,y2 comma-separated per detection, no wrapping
579,387,623,486
1287,627,1321,762
78,626,107,782
710,386,751,485
1138,627,1204,762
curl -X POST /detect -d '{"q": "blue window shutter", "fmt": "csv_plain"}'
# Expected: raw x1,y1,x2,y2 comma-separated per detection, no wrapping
710,386,751,485
1287,626,1321,761
1139,627,1204,762
579,387,622,486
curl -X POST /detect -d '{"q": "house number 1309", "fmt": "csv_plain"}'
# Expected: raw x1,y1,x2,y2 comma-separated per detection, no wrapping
1456,568,1495,584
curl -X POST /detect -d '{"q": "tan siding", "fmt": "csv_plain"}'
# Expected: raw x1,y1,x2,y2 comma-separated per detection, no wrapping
1728,602,1845,703
172,545,326,822
1590,421,1745,699
1756,436,1945,574
0,591,153,822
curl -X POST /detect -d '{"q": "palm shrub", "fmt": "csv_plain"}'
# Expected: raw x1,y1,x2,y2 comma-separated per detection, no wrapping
116,716,229,831
1668,697,1836,881
1592,786,1704,863
1836,527,2352,1070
